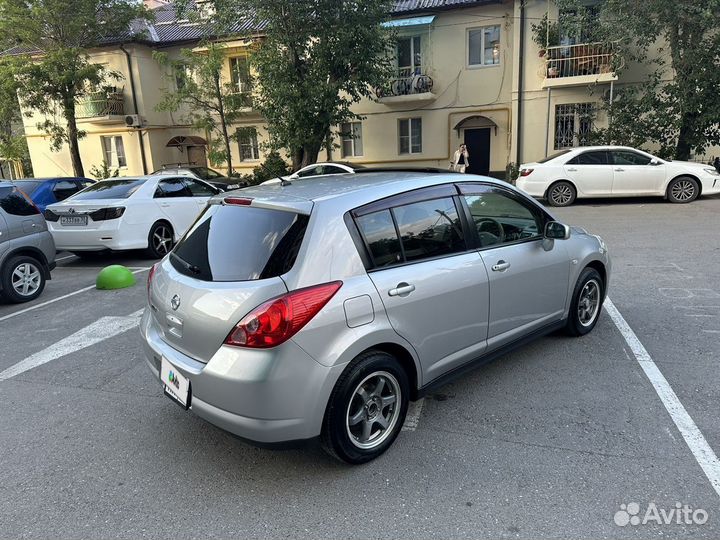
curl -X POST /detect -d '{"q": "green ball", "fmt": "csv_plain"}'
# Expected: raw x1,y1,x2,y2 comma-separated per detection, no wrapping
96,265,136,290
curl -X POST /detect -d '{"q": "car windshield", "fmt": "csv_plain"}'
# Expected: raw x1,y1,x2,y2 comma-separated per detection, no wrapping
70,178,146,200
538,150,572,164
192,167,223,180
13,181,43,196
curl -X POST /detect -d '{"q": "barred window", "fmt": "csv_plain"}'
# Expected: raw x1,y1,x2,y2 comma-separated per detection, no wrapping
554,103,595,150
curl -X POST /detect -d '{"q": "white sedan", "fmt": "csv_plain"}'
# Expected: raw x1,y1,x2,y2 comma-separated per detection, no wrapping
517,146,720,206
260,162,363,185
44,175,219,257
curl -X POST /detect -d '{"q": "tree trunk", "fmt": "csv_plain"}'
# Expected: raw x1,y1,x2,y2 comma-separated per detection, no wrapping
300,139,323,168
291,147,303,171
675,113,696,161
64,101,84,177
214,73,234,176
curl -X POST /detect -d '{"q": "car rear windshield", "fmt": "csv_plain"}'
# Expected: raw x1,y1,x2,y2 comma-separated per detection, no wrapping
538,150,572,164
13,181,43,196
71,179,146,200
170,204,309,281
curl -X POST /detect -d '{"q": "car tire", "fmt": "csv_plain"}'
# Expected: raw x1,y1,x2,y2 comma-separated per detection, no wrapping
0,255,46,303
565,267,604,337
547,181,577,207
146,221,174,259
321,350,409,464
666,176,699,203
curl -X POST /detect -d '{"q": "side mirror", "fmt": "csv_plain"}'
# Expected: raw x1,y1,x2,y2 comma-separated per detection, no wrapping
649,158,661,166
544,221,571,240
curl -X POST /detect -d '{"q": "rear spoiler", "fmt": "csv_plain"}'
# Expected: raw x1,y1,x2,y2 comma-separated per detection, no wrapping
210,195,313,215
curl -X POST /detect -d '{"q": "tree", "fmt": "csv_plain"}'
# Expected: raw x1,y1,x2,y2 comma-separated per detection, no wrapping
154,42,249,175
0,0,147,176
0,59,31,178
556,0,720,160
213,0,395,170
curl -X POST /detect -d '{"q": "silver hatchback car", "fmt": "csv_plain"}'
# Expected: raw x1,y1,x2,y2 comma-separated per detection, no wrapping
141,172,610,463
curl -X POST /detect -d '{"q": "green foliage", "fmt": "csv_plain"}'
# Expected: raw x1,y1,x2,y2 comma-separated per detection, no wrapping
249,150,290,185
505,162,519,185
155,42,250,175
0,59,30,169
531,14,560,50
212,0,395,170
0,0,148,176
88,160,120,180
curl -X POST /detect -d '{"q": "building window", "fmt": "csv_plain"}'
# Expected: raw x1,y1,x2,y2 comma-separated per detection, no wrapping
238,127,260,161
174,64,192,90
468,25,501,66
398,118,422,154
554,103,595,149
229,57,252,94
101,136,127,168
397,35,423,76
341,122,363,158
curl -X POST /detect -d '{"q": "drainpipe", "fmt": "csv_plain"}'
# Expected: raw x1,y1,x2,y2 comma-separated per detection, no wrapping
516,0,526,165
120,44,148,175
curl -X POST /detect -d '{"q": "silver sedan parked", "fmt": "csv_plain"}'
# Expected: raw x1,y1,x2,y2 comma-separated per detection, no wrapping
141,171,611,463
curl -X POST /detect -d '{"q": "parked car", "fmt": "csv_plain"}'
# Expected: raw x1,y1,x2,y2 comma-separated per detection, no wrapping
13,177,95,211
151,165,247,191
517,146,720,206
0,181,56,303
141,171,611,463
44,175,220,258
260,161,364,185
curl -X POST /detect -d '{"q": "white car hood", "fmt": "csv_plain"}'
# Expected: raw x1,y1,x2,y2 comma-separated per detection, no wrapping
667,160,714,173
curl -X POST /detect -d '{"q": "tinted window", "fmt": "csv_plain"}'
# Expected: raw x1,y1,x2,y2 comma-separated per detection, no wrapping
356,210,402,267
13,181,43,196
53,180,81,201
463,192,541,247
567,151,609,165
538,149,572,164
0,186,39,216
184,178,217,197
611,151,652,165
155,178,192,198
321,166,345,175
171,205,308,281
192,167,223,180
393,197,465,262
296,166,322,178
72,179,145,200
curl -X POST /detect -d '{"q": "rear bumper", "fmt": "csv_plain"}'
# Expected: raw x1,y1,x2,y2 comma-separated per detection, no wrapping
514,178,547,198
140,309,344,443
48,220,148,251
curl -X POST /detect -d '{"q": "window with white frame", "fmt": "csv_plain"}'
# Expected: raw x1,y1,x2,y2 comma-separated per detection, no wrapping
238,127,260,161
468,25,501,66
229,57,252,94
341,122,363,158
554,103,595,149
398,118,422,154
101,136,127,168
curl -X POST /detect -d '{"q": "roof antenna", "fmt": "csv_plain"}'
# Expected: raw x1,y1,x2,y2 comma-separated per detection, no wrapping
258,161,292,186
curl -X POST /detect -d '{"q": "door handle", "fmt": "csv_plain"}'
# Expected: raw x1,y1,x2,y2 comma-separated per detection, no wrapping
388,282,415,297
491,260,511,272
160,203,170,207
566,167,578,172
614,168,625,172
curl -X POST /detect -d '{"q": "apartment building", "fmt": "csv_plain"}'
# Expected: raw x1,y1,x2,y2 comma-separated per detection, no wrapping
12,0,640,179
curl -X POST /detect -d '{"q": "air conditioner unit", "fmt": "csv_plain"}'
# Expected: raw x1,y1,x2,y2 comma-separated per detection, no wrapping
124,114,143,128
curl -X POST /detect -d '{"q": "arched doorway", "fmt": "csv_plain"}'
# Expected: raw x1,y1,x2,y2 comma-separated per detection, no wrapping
165,135,208,167
453,116,498,175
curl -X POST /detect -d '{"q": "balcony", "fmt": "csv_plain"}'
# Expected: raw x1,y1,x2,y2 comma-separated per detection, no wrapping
75,91,125,123
542,42,621,88
375,68,435,105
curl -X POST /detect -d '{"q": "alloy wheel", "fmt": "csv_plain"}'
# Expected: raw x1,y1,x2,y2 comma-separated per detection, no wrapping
578,278,601,327
551,184,573,205
152,225,173,256
11,262,41,297
671,180,696,201
346,371,401,450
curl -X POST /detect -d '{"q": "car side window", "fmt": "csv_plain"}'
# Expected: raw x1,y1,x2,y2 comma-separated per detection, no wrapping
53,180,81,201
392,197,465,262
296,166,321,178
155,178,192,198
183,178,217,197
462,191,542,248
356,210,403,267
611,151,652,166
0,186,39,216
567,151,610,165
322,166,345,175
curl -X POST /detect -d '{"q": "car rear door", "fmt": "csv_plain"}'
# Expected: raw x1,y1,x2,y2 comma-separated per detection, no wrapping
0,186,43,242
355,186,490,381
153,178,201,237
458,184,569,350
609,150,667,195
0,206,9,259
182,178,218,213
563,150,613,196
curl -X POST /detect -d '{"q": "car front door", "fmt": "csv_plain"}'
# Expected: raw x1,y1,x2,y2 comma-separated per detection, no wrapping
153,178,201,237
563,150,614,196
182,178,218,213
458,184,569,350
355,188,490,381
609,150,667,196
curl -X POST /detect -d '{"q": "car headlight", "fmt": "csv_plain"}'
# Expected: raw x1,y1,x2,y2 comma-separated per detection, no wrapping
703,168,720,177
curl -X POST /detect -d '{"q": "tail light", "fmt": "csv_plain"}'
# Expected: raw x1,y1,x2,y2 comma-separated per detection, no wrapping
223,197,253,206
89,207,125,221
519,168,534,177
44,209,60,222
147,263,158,303
224,281,343,348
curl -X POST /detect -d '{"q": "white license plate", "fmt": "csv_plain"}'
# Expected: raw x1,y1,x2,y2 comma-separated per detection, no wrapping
160,357,190,408
60,215,88,226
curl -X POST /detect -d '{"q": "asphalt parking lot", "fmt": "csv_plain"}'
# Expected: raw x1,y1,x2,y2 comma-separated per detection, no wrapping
1,195,719,539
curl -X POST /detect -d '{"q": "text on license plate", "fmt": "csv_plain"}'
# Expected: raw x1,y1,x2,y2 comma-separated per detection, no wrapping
60,216,88,226
160,356,190,408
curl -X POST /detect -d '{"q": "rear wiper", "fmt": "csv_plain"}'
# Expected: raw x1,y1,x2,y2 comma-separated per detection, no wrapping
171,253,202,275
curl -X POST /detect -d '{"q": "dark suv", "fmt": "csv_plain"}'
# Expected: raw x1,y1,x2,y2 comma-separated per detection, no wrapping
0,182,56,303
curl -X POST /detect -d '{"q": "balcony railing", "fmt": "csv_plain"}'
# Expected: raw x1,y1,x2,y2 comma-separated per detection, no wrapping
375,68,434,99
543,42,620,82
76,91,125,119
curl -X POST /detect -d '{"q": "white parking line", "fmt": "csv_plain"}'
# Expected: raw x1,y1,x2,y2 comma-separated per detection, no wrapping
604,297,720,498
0,309,144,381
0,267,150,323
402,398,425,431
55,254,77,262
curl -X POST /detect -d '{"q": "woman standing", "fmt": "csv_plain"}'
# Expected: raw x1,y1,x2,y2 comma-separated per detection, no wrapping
452,144,470,173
